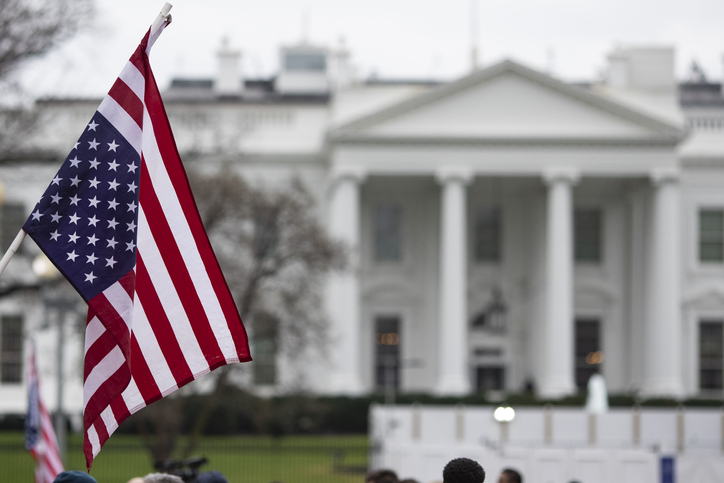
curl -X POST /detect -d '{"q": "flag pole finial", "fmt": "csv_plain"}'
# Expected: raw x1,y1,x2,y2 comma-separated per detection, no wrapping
151,3,173,36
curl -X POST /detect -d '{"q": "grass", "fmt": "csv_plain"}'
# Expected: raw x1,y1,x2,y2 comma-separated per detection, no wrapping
0,432,369,483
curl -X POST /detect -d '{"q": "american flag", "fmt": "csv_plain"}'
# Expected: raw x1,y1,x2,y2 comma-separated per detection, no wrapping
25,342,64,483
22,23,251,470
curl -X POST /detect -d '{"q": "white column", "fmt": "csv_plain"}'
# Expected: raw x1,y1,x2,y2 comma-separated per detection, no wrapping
540,168,579,398
641,168,683,397
326,167,365,394
435,168,473,395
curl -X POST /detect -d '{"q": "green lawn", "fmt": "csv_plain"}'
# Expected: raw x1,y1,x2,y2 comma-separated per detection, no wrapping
1,432,369,483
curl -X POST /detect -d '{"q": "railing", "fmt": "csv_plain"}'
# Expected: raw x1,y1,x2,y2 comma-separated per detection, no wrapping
685,117,724,131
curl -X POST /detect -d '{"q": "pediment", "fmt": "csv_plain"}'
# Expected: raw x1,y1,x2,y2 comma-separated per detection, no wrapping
332,60,683,143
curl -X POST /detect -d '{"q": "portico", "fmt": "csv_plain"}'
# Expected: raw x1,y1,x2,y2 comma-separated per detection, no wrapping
324,59,685,398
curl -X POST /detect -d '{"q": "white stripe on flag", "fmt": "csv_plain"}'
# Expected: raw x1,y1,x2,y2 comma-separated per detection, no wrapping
97,96,142,155
121,376,145,414
128,298,179,393
84,317,105,354
83,346,126,406
100,406,119,435
118,62,145,101
103,281,134,333
86,424,100,459
136,207,210,375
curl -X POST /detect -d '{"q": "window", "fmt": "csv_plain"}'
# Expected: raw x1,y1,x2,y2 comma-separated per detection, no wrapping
374,316,400,391
476,366,505,392
700,320,723,390
574,208,602,262
252,313,278,386
1,315,23,384
575,318,602,390
1,202,25,253
374,205,402,261
699,209,724,262
474,207,501,262
284,52,326,72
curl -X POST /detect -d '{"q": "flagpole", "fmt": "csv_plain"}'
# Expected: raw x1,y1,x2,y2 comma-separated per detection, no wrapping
0,229,25,278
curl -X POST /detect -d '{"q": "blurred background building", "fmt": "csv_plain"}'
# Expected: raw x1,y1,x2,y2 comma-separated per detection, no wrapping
2,40,724,418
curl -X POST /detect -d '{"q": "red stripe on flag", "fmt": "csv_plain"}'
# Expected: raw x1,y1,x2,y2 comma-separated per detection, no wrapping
128,335,162,405
110,392,132,424
92,419,110,452
83,330,120,382
139,163,226,368
130,44,147,79
135,253,195,386
88,294,131,361
83,363,130,432
143,73,251,360
119,270,136,299
108,78,143,129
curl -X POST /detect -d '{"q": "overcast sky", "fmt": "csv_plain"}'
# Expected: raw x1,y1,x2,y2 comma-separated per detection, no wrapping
16,0,724,97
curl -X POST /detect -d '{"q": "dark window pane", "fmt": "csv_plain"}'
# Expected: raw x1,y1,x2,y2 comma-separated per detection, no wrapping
284,53,326,72
700,320,723,390
575,318,601,390
375,205,402,261
476,366,505,391
474,207,501,262
375,316,400,391
252,314,278,386
1,203,25,253
700,210,724,262
1,315,23,384
575,208,602,262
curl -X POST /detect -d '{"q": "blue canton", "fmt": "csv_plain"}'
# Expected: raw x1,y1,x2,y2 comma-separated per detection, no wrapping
24,112,141,301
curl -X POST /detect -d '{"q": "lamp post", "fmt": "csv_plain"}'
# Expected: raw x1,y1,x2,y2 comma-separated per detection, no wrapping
32,253,73,464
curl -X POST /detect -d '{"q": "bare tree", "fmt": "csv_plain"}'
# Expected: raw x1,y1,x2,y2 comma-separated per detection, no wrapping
0,0,94,157
131,166,348,461
0,0,93,81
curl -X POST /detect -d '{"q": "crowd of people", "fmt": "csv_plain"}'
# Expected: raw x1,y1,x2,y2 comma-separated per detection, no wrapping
50,456,519,483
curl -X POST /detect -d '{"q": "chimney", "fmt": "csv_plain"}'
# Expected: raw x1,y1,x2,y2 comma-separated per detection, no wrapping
214,38,243,97
330,39,352,91
606,47,675,92
721,54,724,98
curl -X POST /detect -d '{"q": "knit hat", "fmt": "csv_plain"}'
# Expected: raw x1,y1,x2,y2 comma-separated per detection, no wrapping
53,471,98,483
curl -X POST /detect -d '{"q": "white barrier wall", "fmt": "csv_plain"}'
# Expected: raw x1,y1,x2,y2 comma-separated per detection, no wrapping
369,405,724,483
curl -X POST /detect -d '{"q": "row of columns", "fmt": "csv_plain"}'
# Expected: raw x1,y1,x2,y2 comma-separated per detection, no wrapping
325,166,683,398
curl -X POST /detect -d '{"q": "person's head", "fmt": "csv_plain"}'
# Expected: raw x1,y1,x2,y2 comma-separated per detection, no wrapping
196,471,229,483
53,472,98,483
442,458,485,483
142,473,184,483
498,468,522,483
366,468,400,483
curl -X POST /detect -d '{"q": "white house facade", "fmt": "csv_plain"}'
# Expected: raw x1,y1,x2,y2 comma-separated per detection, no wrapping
1,43,724,416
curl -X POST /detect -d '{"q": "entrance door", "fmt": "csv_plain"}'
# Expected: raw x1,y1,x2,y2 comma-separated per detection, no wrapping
374,316,400,391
